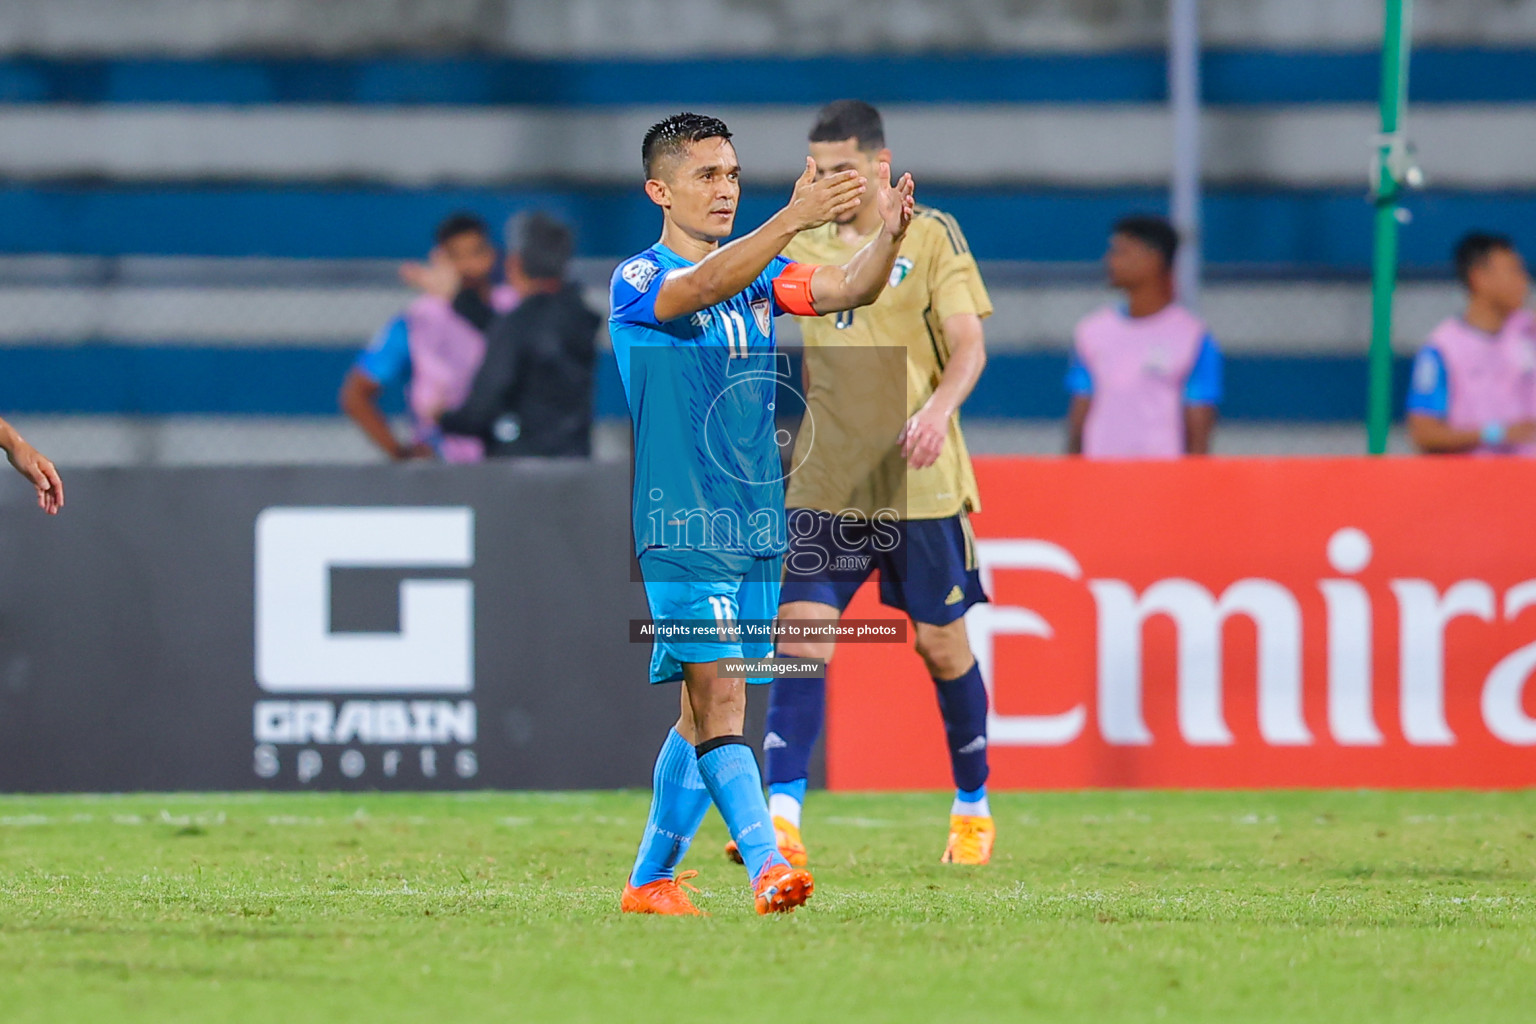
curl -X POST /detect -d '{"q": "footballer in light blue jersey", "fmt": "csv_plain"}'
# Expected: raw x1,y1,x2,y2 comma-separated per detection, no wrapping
614,111,914,916
611,245,795,566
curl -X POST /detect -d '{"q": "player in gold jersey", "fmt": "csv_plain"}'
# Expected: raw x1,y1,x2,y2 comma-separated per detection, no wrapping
724,100,995,866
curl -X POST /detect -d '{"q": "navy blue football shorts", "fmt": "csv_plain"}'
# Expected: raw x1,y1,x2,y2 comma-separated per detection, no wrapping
778,510,989,626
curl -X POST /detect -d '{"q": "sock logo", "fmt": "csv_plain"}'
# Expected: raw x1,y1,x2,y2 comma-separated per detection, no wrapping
650,826,693,843
957,735,987,755
763,731,788,750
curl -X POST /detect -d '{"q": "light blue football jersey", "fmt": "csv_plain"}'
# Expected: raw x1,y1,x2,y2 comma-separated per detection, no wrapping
609,243,797,561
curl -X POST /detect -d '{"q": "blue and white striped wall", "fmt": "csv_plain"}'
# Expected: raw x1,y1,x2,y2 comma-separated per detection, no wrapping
5,49,1536,264
2,0,1534,461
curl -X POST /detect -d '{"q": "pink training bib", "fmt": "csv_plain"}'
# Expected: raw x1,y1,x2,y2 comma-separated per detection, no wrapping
1426,311,1536,455
404,285,518,463
1074,303,1207,459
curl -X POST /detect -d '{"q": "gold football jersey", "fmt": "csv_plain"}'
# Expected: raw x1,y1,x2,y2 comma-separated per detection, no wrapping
783,207,992,520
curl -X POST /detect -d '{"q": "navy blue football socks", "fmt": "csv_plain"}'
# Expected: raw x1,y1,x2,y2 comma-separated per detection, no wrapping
934,662,991,795
761,657,992,820
764,670,826,791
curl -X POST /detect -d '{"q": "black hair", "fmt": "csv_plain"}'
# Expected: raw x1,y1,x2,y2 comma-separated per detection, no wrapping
1454,231,1516,287
642,112,733,179
434,211,491,247
1113,214,1179,269
508,210,574,280
808,99,885,150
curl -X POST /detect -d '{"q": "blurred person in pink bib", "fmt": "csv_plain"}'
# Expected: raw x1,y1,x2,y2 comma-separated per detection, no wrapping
1407,232,1536,455
340,212,517,462
1065,215,1222,458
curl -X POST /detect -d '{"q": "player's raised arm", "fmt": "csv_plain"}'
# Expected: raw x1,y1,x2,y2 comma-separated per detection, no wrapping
651,158,866,322
801,161,916,314
0,415,63,514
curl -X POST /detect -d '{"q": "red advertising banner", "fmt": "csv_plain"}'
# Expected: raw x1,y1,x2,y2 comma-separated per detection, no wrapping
826,457,1536,789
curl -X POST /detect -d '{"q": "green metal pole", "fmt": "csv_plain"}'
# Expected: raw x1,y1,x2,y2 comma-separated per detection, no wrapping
1368,0,1413,454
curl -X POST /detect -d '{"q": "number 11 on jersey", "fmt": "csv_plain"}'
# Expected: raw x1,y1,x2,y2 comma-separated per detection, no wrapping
721,310,751,358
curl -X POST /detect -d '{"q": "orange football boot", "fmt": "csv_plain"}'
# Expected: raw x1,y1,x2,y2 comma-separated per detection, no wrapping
753,862,814,915
620,869,706,916
940,815,996,865
725,815,809,867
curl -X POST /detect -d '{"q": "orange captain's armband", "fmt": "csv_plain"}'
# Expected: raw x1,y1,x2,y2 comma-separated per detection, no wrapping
772,262,820,317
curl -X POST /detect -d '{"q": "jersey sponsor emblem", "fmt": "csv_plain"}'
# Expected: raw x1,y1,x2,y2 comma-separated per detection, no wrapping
691,310,712,329
944,584,965,605
621,258,661,292
750,297,772,337
888,256,915,288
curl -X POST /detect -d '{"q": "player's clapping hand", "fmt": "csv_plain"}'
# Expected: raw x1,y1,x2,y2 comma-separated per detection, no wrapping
786,157,866,231
399,246,461,300
875,161,916,239
899,401,949,470
6,440,63,514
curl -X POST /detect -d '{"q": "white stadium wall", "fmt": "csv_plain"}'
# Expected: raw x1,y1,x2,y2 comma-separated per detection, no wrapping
3,104,1535,190
5,0,1536,54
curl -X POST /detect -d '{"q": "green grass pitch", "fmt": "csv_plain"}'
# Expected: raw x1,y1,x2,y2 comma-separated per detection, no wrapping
1,790,1533,1023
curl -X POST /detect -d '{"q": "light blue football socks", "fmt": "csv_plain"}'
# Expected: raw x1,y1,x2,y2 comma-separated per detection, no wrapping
629,728,712,888
696,737,787,882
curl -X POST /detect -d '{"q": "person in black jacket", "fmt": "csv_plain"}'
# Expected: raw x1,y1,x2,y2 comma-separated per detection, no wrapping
440,212,601,457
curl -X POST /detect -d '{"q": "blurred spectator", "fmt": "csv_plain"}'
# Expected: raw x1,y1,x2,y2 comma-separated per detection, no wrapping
339,213,517,461
439,212,600,457
1407,232,1536,455
1065,215,1223,458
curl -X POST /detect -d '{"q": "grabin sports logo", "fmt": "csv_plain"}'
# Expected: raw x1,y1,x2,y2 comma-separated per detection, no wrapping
252,507,478,785
256,507,472,692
